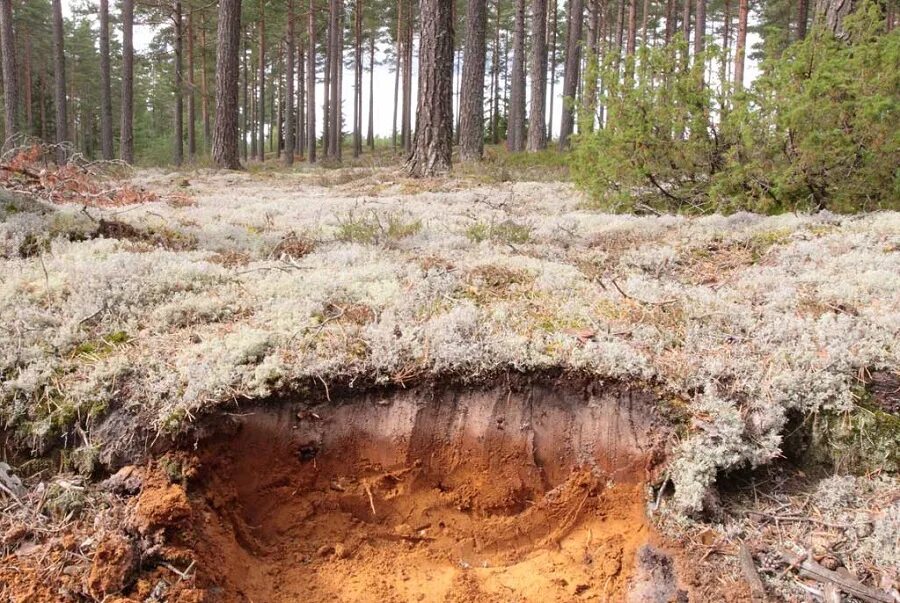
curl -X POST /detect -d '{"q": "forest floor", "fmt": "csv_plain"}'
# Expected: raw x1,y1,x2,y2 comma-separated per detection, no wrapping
0,155,898,602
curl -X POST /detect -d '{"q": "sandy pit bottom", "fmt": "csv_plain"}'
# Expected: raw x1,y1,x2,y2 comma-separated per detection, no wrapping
172,380,677,602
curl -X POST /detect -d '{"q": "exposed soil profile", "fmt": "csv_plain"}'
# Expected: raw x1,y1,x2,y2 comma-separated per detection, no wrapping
168,379,676,602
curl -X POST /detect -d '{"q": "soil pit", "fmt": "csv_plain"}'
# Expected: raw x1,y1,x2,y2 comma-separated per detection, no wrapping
180,379,674,602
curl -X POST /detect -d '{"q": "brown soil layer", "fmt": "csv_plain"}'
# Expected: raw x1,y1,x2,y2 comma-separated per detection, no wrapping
181,379,672,602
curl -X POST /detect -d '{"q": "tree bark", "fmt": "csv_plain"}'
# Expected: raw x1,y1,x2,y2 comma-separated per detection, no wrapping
491,0,501,145
121,0,134,162
298,41,305,154
733,0,747,89
0,0,18,144
307,0,317,162
99,0,114,159
558,0,583,149
527,0,548,150
328,0,342,160
257,0,266,161
212,0,242,168
547,0,557,140
682,0,691,47
22,28,32,134
458,0,487,160
814,0,858,37
201,13,212,149
665,0,675,42
173,0,184,166
242,25,249,161
284,0,295,166
367,36,375,149
507,0,527,152
694,0,705,57
187,7,197,160
392,0,402,151
401,0,413,154
405,0,453,176
52,0,67,163
797,0,809,39
353,0,362,157
627,0,637,56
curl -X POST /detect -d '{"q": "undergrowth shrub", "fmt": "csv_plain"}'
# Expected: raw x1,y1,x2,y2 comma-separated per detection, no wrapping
571,2,899,214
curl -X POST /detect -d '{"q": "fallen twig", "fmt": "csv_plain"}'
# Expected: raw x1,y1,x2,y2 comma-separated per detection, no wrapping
780,549,893,603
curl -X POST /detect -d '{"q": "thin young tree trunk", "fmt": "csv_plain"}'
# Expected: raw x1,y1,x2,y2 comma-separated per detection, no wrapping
547,0,557,140
405,0,453,176
642,0,651,42
627,0,637,56
558,0,583,149
212,0,242,168
491,0,501,145
39,72,47,141
99,0,114,158
276,52,283,159
392,0,402,151
527,0,548,151
242,25,249,161
52,0,67,163
322,4,331,157
367,36,375,149
121,0,134,162
401,0,413,154
459,0,487,160
507,0,527,152
665,0,675,43
583,0,601,131
298,41,305,154
257,0,266,161
328,0,341,159
285,0,295,166
0,0,18,144
201,14,212,149
733,0,747,88
173,0,184,166
353,0,362,157
307,0,317,162
187,7,197,160
250,25,258,158
22,29,33,134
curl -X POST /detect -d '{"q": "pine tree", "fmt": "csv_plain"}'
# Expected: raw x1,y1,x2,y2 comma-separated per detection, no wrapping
212,0,242,168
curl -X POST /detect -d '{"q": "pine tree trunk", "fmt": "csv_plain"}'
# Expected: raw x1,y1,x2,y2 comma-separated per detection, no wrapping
353,0,362,158
99,0,114,158
173,0,184,166
201,14,212,150
121,0,134,162
682,0,691,46
491,0,501,145
507,0,527,152
583,0,601,131
527,0,548,150
298,42,305,154
242,26,249,161
284,0,295,166
212,0,242,169
733,0,747,89
627,0,637,56
405,0,453,176
694,0,705,57
187,8,197,160
307,0,317,162
22,29,32,134
665,0,675,42
392,0,402,151
401,0,413,154
367,36,375,149
558,0,583,149
459,0,487,161
797,0,809,38
642,0,650,42
814,0,858,37
52,0,67,163
547,0,557,140
328,0,342,160
0,0,18,144
257,0,266,161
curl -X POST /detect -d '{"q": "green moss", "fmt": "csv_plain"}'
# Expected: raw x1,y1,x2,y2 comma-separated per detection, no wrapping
72,331,131,359
806,404,900,473
465,219,532,245
336,210,422,244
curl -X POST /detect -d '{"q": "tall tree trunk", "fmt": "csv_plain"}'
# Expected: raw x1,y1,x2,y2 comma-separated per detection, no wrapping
298,41,305,154
797,0,809,39
322,5,331,157
307,0,317,162
583,0,601,130
459,0,487,161
665,0,675,42
392,0,402,151
187,8,197,160
814,0,859,37
201,14,212,150
121,0,134,162
406,0,453,176
527,0,548,151
367,36,375,149
547,0,557,140
22,29,32,134
641,0,651,42
99,0,114,159
242,25,249,161
173,0,184,166
401,0,413,154
213,0,242,168
276,52,283,159
682,0,691,47
257,0,266,161
507,0,527,152
558,0,584,149
39,72,47,141
328,0,342,160
694,0,705,58
733,0,747,89
0,0,18,144
52,0,67,163
353,0,362,158
491,0,501,145
285,0,295,166
627,0,637,56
